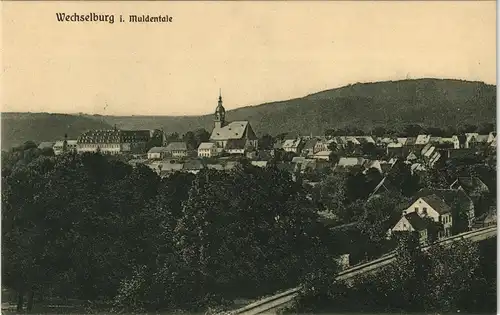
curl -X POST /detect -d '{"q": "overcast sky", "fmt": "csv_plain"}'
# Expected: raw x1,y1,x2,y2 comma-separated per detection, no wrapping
2,1,496,116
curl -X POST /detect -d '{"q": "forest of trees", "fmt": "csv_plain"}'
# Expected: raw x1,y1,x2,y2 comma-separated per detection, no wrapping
2,140,496,313
285,236,497,314
2,144,340,313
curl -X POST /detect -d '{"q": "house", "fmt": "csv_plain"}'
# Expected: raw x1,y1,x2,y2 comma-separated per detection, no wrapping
403,194,453,238
251,161,268,168
53,139,78,155
225,139,247,155
437,136,460,149
415,135,431,147
416,188,475,231
209,92,258,150
77,127,151,155
355,136,376,145
148,160,184,175
198,142,218,158
301,138,318,156
388,212,429,245
336,157,366,168
282,138,303,154
404,137,417,147
183,160,205,174
314,139,334,153
165,142,188,157
473,209,497,228
147,147,170,159
313,150,332,161
38,141,55,150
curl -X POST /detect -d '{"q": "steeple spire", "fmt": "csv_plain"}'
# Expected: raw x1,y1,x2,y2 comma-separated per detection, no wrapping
214,89,226,129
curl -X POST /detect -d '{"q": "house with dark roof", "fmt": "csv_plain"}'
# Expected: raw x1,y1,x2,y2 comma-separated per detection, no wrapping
416,188,475,231
301,138,318,156
147,146,170,159
77,128,151,155
403,194,453,238
165,142,188,157
388,212,429,245
209,91,258,151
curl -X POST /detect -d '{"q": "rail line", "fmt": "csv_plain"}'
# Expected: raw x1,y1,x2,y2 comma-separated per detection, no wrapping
218,225,497,315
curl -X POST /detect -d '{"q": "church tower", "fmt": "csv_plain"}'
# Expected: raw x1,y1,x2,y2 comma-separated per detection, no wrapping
214,89,226,129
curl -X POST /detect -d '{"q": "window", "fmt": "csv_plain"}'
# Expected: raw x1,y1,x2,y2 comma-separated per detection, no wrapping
423,207,427,215
414,207,419,212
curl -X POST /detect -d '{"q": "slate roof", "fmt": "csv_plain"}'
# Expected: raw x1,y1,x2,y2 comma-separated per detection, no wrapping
165,142,188,151
418,188,473,210
210,121,256,141
302,139,318,151
198,142,216,150
148,146,170,154
405,212,429,231
454,177,489,194
282,139,302,149
420,194,452,214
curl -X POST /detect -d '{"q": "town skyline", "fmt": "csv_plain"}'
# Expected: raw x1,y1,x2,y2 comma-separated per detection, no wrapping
3,1,496,116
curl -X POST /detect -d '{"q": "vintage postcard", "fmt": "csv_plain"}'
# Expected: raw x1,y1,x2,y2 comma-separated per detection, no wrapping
1,1,497,314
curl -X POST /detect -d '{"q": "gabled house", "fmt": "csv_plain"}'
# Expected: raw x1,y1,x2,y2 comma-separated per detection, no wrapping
225,139,248,155
282,138,303,154
197,142,218,158
388,212,429,245
165,142,188,157
301,138,318,156
404,194,453,238
416,188,475,231
147,146,170,159
415,135,431,147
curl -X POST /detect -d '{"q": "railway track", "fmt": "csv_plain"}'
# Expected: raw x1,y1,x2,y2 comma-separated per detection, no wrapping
218,225,497,315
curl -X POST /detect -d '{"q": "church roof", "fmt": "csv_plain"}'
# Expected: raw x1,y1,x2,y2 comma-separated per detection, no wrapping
210,121,251,141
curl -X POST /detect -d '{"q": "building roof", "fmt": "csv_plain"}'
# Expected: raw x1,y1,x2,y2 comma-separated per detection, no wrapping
314,150,332,157
38,142,55,149
210,121,256,141
292,156,306,163
54,140,78,147
452,176,489,194
418,188,473,210
405,137,417,146
148,146,170,154
165,142,188,151
282,138,302,149
78,129,150,143
415,135,431,145
302,139,318,151
207,164,224,170
405,212,429,231
420,194,452,214
198,142,216,150
251,161,268,168
337,157,366,167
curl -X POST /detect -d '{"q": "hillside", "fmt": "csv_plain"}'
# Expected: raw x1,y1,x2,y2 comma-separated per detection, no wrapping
2,79,496,149
93,78,496,135
1,113,112,150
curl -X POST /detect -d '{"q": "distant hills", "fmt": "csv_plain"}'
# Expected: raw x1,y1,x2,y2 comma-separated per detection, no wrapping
2,79,496,150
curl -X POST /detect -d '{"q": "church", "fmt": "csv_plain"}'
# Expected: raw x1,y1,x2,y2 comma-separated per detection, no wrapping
209,91,258,151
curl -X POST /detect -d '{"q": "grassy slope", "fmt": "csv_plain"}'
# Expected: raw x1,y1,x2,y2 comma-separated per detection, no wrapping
1,113,112,149
96,78,496,136
2,79,496,149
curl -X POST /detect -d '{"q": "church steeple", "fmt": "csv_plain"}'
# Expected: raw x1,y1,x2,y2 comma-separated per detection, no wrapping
214,89,226,129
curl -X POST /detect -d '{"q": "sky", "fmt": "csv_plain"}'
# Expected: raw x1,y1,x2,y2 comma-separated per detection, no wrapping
1,1,497,116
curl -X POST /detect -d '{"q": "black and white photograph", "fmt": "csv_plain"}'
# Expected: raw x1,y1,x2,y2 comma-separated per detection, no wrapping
1,1,497,314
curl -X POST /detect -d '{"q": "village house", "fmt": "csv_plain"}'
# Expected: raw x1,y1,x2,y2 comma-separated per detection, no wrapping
209,91,258,151
165,142,189,158
147,147,170,159
225,139,250,155
418,188,475,229
53,139,78,155
403,194,453,239
450,176,490,214
301,138,318,156
313,150,333,161
282,138,303,154
197,142,218,158
388,212,429,245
